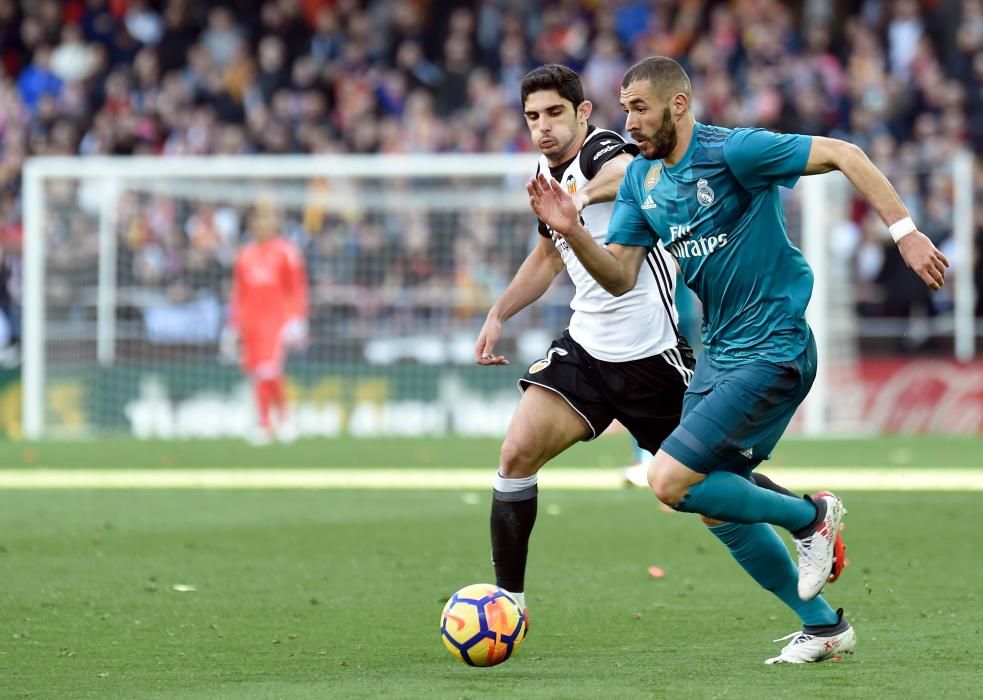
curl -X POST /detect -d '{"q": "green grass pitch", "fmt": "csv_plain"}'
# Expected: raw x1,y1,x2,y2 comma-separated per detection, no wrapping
2,434,983,470
1,436,981,698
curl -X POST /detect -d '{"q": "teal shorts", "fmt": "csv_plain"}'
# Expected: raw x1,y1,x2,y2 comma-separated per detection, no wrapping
660,333,817,475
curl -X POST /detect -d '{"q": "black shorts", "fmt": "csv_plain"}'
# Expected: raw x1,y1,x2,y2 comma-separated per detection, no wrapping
518,331,695,454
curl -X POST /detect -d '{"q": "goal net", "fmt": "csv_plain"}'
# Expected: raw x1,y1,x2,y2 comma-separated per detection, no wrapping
22,154,580,439
21,152,975,439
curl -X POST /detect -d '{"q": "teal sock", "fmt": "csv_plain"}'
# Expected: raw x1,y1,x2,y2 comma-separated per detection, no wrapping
709,521,838,626
676,471,816,532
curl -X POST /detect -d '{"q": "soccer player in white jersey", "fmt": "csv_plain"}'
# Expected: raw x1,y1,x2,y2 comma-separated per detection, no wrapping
475,65,843,632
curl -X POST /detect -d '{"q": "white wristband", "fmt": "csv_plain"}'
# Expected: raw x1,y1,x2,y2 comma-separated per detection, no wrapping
888,216,916,243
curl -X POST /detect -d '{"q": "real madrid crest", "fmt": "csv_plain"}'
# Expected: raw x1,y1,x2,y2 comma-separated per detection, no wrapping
644,164,662,190
696,178,715,206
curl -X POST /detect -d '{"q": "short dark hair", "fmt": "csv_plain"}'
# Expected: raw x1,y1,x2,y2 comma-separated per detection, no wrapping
621,56,692,100
520,64,585,109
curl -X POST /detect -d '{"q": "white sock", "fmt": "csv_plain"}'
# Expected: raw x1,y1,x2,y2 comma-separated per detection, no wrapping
493,470,538,493
508,591,526,609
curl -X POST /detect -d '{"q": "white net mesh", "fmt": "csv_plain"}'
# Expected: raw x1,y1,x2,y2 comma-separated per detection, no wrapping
34,156,584,439
24,152,976,439
783,159,977,435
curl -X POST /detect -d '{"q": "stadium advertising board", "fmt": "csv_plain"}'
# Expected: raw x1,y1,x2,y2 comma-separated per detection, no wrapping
5,360,983,439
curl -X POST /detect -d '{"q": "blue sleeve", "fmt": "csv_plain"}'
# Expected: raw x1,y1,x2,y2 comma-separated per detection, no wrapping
604,172,655,247
723,129,813,191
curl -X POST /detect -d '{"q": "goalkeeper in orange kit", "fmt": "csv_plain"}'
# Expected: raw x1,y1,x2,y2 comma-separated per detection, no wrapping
223,200,309,444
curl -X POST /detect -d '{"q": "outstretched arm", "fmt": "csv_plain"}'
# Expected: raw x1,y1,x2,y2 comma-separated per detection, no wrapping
475,235,564,365
527,173,647,297
572,153,634,211
804,136,949,290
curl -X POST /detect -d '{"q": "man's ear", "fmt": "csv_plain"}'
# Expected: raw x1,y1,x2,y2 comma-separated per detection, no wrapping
577,100,593,123
671,92,689,119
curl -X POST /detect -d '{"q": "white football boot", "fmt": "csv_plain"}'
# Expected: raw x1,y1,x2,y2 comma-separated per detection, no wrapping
274,417,299,443
794,492,847,601
245,426,272,446
504,591,529,638
621,462,649,488
765,611,857,664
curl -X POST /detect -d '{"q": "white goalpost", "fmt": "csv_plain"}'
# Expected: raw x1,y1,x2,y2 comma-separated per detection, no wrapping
22,154,542,439
20,152,975,440
796,151,976,435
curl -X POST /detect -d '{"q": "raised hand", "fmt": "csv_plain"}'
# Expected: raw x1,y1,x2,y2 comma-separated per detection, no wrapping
898,231,949,290
527,173,580,237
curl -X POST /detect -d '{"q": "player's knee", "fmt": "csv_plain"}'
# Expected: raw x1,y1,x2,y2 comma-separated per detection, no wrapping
646,463,686,506
700,515,726,527
499,437,542,478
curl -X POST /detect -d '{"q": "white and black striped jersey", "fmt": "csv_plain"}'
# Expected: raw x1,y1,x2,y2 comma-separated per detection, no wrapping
536,126,682,363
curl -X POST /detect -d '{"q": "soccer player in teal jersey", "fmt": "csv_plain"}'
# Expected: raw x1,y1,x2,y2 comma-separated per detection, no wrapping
527,56,948,664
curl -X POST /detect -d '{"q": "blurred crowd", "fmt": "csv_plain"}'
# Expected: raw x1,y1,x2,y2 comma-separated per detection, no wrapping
0,0,981,358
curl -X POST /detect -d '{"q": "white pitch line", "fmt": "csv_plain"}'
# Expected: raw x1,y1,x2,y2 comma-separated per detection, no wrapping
0,468,981,490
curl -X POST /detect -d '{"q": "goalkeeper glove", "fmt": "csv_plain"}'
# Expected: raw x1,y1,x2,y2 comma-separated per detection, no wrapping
219,326,239,363
283,317,309,348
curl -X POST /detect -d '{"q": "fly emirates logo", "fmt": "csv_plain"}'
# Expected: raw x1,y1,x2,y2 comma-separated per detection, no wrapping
666,224,728,260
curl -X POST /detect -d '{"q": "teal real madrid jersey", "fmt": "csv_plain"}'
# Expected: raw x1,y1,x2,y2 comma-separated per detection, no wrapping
606,123,814,366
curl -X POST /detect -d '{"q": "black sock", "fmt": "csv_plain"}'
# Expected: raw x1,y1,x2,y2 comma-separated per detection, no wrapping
803,608,848,636
490,487,538,593
792,496,826,539
750,472,797,498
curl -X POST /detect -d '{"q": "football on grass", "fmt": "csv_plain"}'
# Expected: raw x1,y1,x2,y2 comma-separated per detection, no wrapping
440,584,526,666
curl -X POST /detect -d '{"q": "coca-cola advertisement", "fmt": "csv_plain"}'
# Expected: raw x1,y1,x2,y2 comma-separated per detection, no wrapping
823,359,983,434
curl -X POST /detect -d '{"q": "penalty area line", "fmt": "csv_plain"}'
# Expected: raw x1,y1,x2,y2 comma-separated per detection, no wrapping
0,468,981,490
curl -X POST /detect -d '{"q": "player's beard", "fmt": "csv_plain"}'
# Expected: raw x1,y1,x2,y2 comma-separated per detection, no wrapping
637,106,677,160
